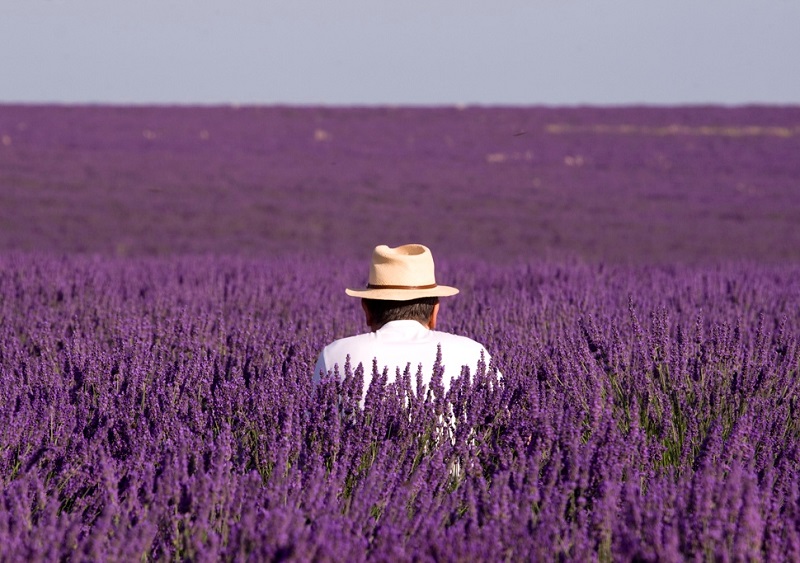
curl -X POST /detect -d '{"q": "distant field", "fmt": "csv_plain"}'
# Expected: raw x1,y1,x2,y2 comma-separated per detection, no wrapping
1,105,798,262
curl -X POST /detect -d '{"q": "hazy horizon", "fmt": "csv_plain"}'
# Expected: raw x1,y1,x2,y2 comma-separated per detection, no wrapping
3,0,798,107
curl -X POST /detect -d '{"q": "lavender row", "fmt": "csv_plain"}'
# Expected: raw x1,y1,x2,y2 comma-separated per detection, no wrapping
1,254,798,559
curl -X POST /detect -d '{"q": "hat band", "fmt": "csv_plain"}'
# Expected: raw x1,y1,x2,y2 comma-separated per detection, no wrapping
367,283,438,290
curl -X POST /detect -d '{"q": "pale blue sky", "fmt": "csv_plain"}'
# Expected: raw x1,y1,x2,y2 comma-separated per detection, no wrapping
2,0,798,105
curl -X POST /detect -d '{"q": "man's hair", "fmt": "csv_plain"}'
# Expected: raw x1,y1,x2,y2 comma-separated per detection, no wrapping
363,297,439,327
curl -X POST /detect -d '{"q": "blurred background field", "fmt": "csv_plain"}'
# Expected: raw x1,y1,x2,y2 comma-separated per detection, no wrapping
2,105,798,263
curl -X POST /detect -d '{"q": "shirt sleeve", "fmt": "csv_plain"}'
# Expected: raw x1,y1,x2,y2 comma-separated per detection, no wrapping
482,346,502,379
312,351,327,385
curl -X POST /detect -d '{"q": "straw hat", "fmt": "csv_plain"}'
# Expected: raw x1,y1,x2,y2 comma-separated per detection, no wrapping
345,244,459,301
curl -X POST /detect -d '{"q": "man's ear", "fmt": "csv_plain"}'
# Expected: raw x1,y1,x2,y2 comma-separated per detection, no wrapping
361,299,374,329
428,302,440,330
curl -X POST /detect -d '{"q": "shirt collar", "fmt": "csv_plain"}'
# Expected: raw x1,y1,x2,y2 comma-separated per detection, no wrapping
376,319,430,334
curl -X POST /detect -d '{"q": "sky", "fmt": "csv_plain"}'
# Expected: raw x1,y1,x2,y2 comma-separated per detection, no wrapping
2,0,799,106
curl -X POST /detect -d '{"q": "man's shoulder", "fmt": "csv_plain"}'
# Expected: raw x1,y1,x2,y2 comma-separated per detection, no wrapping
321,331,375,355
428,330,489,354
315,332,376,378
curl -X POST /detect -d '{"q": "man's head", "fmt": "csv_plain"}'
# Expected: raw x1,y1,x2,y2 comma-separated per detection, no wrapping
345,244,458,301
346,244,455,331
361,297,440,331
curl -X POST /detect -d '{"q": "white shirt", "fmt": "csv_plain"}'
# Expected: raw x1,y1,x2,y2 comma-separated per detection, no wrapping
313,320,491,391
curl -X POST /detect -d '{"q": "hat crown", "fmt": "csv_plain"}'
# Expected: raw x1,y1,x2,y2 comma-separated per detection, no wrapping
369,244,436,287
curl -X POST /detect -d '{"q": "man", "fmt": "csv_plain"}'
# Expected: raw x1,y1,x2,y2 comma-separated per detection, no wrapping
313,244,493,393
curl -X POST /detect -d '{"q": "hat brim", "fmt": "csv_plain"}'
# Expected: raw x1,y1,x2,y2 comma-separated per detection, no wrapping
345,285,459,301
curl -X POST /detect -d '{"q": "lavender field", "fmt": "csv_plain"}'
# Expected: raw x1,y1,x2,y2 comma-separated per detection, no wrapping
1,106,800,560
2,105,799,262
